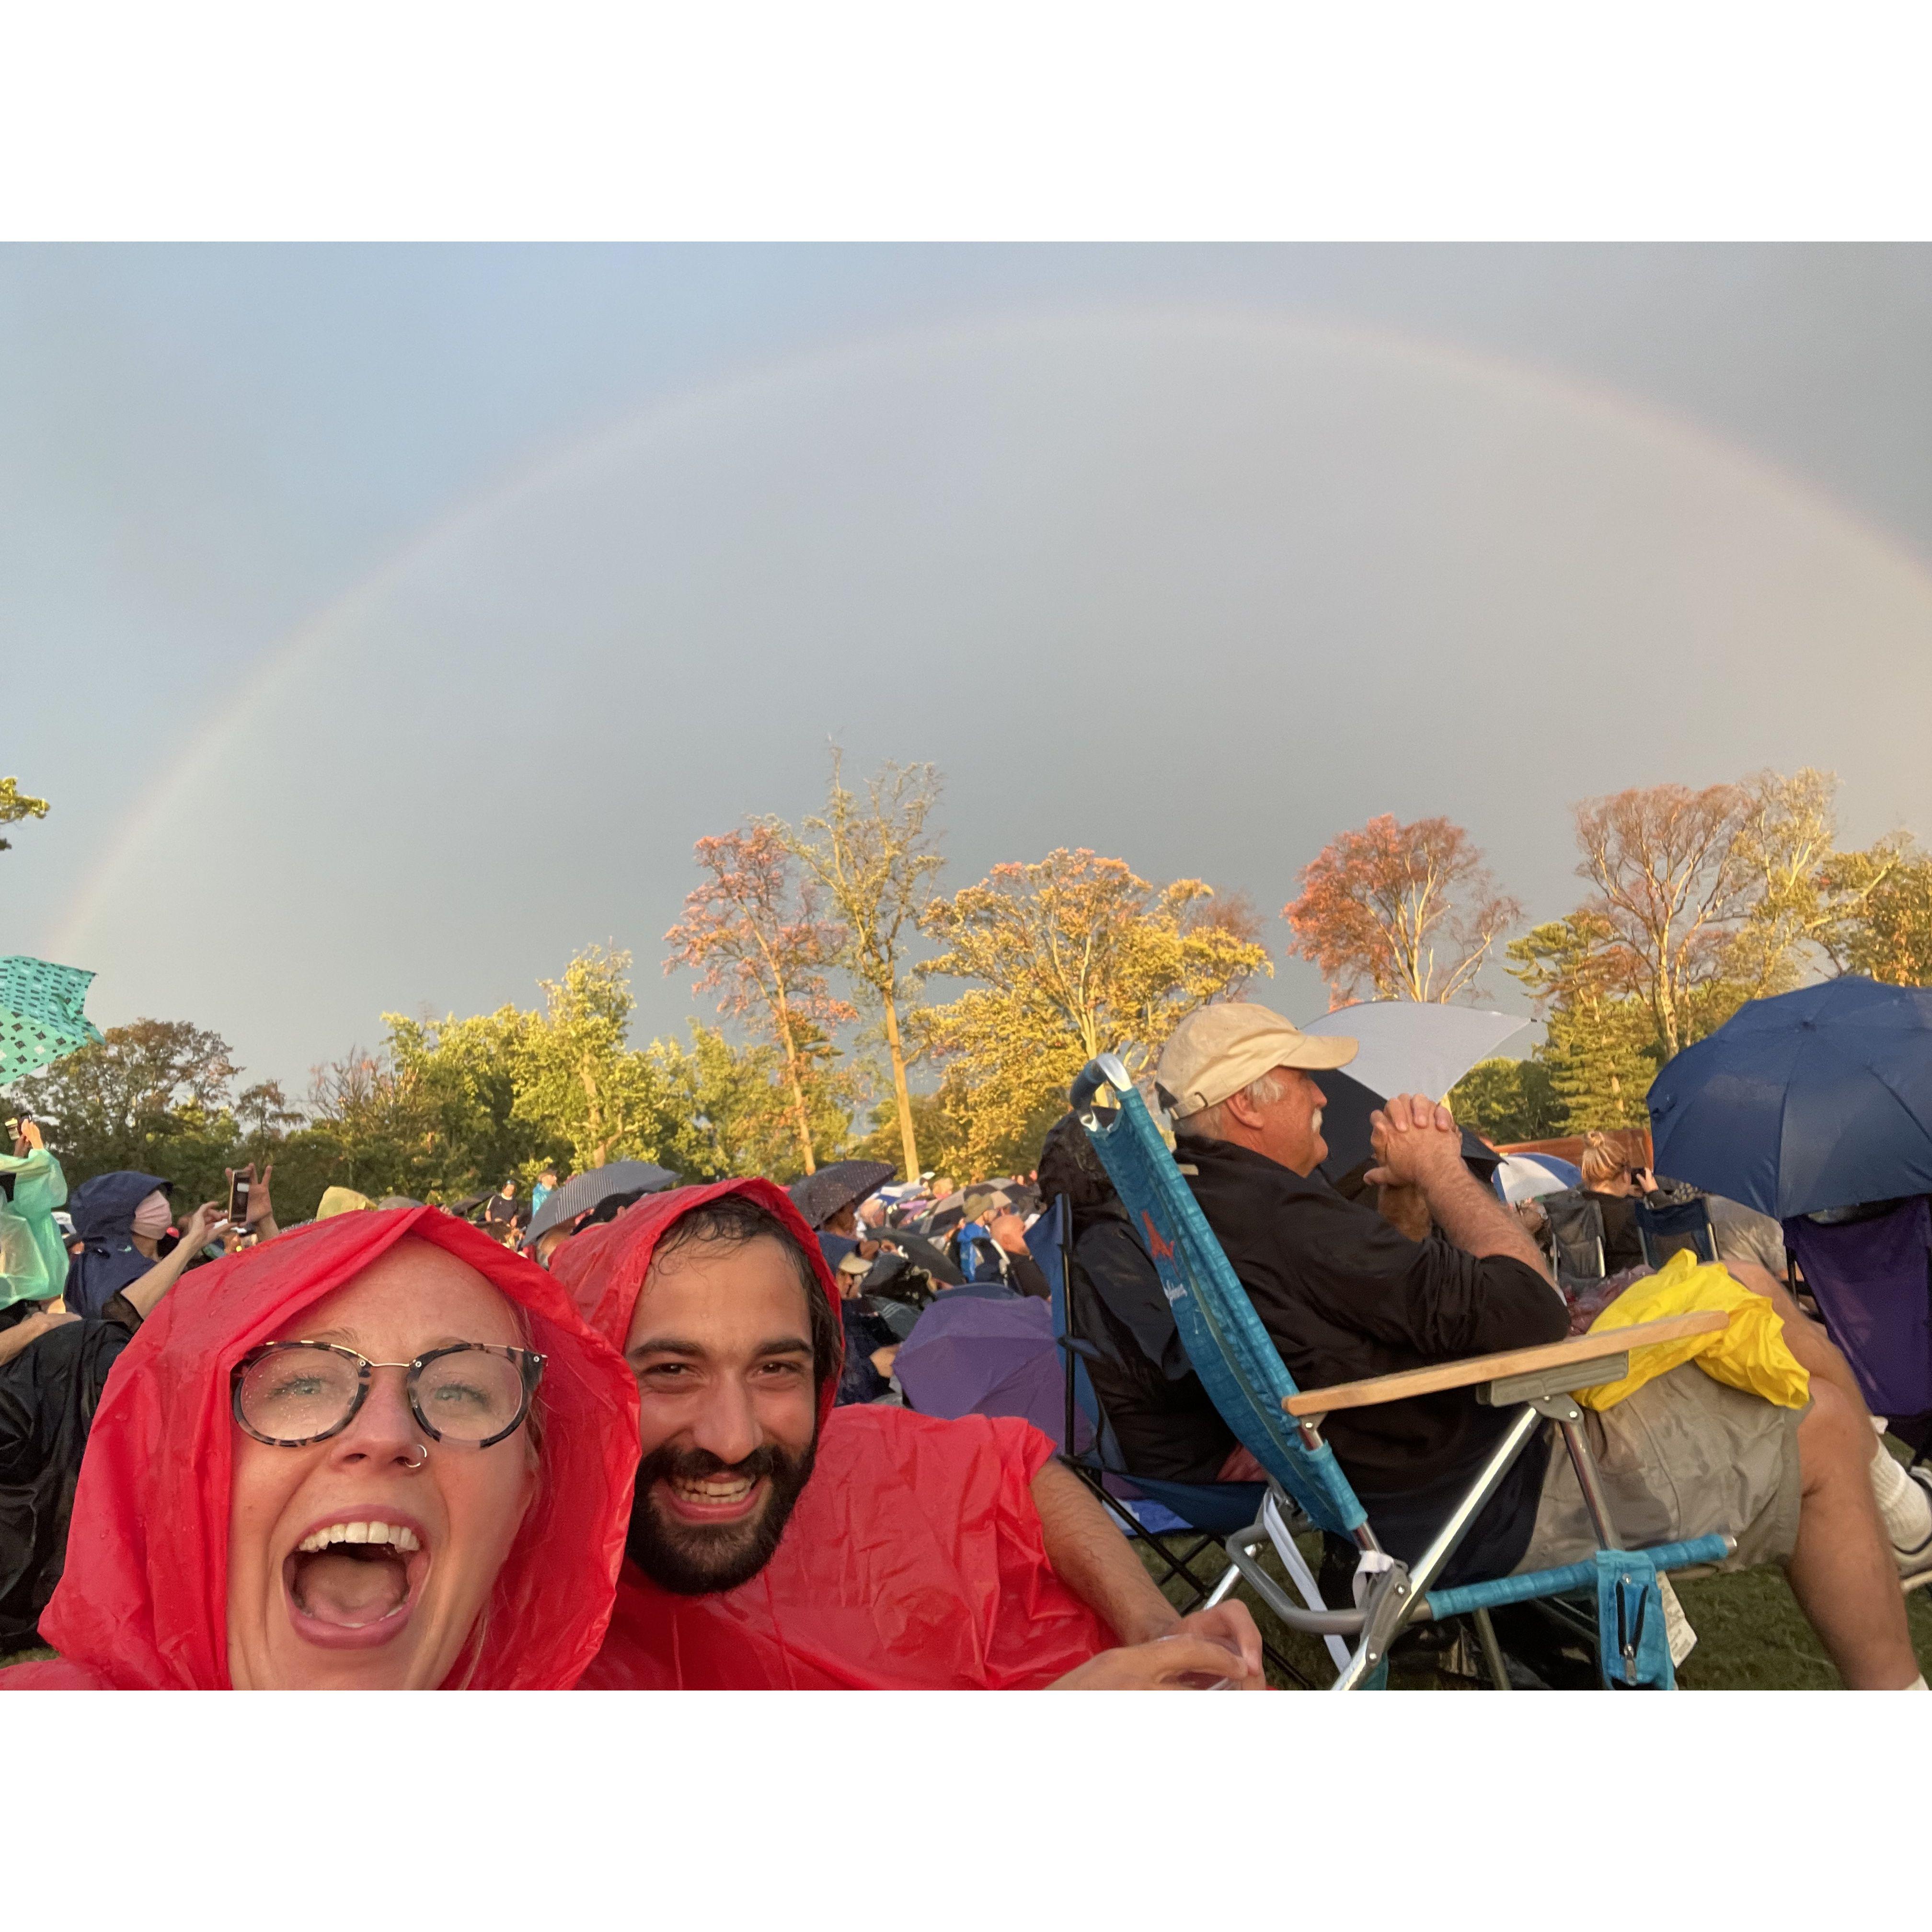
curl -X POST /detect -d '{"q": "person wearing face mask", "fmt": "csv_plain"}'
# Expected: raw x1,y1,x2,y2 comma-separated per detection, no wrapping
60,1171,179,1320
1,1205,634,1689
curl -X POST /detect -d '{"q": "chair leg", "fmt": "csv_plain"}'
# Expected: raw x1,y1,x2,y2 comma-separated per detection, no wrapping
1472,1608,1512,1691
1202,1562,1240,1609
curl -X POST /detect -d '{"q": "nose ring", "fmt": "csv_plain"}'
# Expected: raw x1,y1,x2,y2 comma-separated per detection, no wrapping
402,1445,430,1471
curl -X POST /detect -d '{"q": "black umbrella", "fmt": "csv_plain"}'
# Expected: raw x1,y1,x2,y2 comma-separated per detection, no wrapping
524,1161,679,1244
788,1160,897,1231
1315,1069,1500,1199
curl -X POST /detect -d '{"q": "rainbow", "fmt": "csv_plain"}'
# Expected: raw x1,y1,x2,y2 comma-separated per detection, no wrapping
52,305,1932,964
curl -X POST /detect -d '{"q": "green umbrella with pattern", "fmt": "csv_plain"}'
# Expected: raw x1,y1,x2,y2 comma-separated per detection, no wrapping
0,956,105,1086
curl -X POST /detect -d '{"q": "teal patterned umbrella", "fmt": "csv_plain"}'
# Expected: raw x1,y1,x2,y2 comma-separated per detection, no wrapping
0,956,105,1085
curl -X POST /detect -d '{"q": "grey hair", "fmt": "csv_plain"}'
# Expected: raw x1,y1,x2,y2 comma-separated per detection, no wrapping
1178,1068,1287,1139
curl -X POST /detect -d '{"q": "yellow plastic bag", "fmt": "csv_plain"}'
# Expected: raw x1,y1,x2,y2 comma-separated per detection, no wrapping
1576,1249,1810,1411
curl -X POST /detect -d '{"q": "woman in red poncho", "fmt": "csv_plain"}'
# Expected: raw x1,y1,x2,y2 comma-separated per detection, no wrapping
555,1179,1261,1690
1,1205,636,1690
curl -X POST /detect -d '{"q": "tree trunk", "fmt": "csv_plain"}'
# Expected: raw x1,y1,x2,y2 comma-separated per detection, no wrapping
772,992,817,1175
883,992,919,1181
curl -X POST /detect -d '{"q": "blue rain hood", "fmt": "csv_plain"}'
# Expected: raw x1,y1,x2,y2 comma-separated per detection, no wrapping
63,1171,171,1320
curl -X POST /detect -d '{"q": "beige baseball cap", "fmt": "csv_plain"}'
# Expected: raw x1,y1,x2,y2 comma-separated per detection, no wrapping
1156,1002,1357,1119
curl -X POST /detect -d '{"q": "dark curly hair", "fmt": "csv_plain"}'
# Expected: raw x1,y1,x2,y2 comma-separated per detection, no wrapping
1035,1111,1118,1214
653,1193,843,1404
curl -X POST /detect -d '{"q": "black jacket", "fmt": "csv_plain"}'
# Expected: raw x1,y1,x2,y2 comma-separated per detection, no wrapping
1066,1200,1234,1483
0,1293,143,1648
1177,1134,1568,1578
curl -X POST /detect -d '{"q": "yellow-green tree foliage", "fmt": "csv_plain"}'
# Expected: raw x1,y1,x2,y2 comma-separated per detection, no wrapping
918,849,1269,1175
0,776,50,854
647,1021,853,1185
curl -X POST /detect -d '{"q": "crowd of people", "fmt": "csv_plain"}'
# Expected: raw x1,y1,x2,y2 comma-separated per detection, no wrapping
1,996,1928,1690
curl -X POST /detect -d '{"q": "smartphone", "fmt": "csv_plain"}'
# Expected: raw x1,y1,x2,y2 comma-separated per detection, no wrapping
229,1170,251,1229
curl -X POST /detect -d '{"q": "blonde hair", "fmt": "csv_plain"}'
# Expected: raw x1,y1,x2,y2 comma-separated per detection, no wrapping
1578,1131,1627,1189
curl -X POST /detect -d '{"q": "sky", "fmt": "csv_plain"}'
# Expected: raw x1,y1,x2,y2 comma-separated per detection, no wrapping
6,243,1932,1100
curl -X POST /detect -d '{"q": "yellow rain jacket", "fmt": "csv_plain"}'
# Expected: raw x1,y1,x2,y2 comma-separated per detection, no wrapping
1576,1249,1810,1411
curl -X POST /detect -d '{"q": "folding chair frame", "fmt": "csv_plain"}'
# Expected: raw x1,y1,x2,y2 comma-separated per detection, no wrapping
1035,1195,1316,1683
1071,1054,1735,1690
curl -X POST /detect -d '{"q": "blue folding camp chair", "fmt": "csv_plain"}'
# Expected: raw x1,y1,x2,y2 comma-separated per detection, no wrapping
1635,1194,1718,1270
1071,1053,1737,1690
1024,1194,1316,1662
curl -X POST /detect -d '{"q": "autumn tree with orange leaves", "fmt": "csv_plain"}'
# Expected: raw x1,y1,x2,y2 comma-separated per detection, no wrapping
664,826,855,1175
1284,814,1521,1007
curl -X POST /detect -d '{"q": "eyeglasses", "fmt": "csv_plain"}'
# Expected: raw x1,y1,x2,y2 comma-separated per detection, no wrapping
231,1341,545,1449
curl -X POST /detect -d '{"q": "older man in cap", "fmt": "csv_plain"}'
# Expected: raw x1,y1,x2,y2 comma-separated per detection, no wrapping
1155,1001,1932,1689
1157,1001,1564,1584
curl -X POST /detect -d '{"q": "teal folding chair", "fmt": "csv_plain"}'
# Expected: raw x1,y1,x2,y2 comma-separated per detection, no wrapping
1071,1054,1736,1690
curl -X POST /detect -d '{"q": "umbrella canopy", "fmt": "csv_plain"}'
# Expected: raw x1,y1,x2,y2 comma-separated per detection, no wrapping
1495,1152,1583,1204
1648,977,1932,1219
524,1160,679,1244
788,1159,896,1231
893,1292,1090,1450
0,957,104,1086
1313,1068,1501,1193
1300,1000,1531,1103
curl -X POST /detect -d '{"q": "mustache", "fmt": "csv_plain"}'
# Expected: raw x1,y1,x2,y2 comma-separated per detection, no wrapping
637,1441,789,1485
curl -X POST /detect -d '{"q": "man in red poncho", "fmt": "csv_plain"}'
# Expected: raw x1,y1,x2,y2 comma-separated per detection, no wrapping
555,1179,1262,1690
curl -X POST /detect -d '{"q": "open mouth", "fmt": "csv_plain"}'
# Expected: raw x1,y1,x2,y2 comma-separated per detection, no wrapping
655,1471,766,1524
283,1517,432,1649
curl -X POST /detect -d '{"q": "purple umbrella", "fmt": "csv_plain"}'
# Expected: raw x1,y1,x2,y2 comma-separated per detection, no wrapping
893,1293,1092,1452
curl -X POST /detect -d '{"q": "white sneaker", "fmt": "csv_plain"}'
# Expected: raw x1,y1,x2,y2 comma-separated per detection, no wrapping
1897,1467,1932,1591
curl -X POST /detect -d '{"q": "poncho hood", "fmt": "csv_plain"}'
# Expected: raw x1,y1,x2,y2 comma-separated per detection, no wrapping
7,1205,637,1689
67,1171,172,1243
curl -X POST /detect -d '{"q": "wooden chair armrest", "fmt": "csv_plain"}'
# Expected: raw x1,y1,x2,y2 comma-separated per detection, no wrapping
1281,1310,1730,1418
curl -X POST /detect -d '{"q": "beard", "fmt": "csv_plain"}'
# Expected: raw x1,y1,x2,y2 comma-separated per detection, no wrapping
625,1433,819,1597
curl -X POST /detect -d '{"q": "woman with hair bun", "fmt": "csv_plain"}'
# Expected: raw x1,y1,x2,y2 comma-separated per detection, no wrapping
1577,1130,1658,1274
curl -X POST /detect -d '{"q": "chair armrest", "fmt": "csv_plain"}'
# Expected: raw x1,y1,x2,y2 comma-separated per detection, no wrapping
1280,1310,1730,1418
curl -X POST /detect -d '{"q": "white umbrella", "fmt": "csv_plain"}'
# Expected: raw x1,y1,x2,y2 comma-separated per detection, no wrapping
1299,1000,1532,1104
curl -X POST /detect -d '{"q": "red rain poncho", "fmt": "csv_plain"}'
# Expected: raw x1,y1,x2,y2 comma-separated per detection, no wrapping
0,1207,637,1690
556,1179,1114,1689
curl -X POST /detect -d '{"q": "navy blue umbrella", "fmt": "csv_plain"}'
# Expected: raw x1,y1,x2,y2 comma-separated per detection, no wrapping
1647,977,1932,1218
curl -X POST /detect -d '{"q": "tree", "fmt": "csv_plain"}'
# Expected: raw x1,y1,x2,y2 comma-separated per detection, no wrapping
12,1017,242,1201
1283,814,1521,1006
664,826,855,1175
919,849,1269,1174
1725,768,1911,998
1506,913,1665,1130
1567,780,1765,1058
1447,1057,1562,1144
1820,843,1932,986
646,1022,852,1185
0,776,50,854
292,950,682,1209
235,1080,304,1151
512,946,675,1173
780,752,943,1184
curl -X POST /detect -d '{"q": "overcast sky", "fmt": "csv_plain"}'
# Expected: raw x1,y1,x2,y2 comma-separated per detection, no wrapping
6,244,1932,1097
